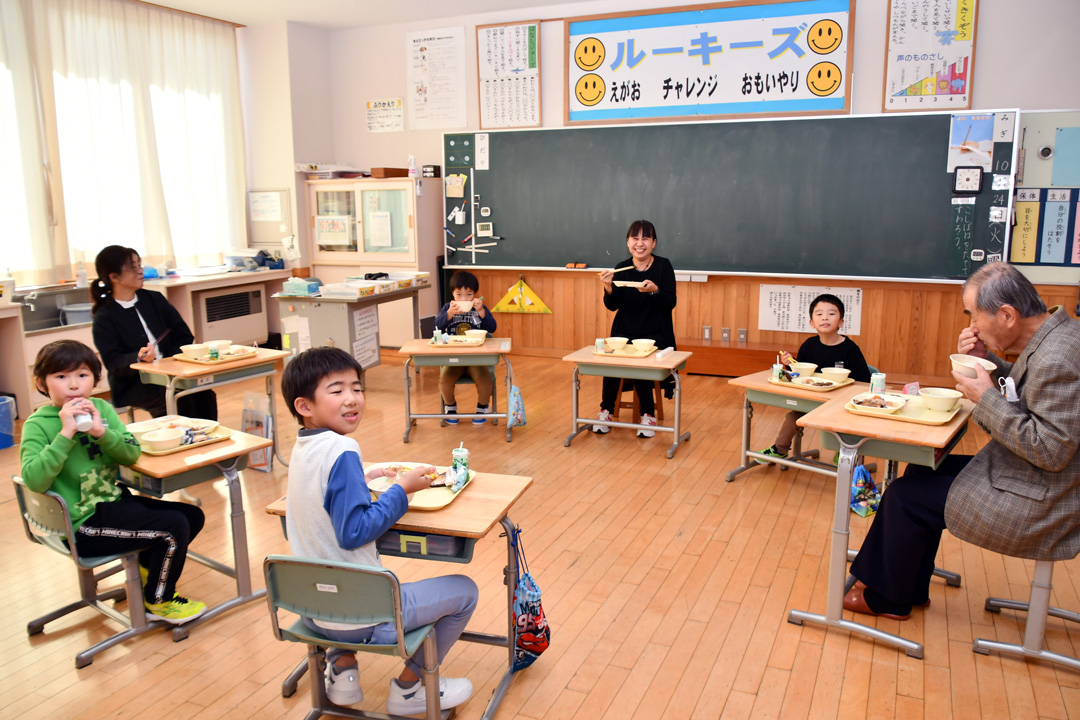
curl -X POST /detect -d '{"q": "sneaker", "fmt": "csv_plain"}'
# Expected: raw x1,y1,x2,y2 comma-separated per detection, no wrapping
144,595,207,625
444,404,458,425
386,676,473,715
755,445,787,465
473,404,489,425
326,658,363,706
637,413,657,438
592,409,612,434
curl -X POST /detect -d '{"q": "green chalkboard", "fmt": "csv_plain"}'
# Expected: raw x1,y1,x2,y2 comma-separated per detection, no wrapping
444,112,1010,279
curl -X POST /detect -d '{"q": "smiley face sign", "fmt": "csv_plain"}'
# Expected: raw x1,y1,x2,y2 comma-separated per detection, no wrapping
807,61,842,96
574,38,605,71
807,19,842,54
575,74,606,106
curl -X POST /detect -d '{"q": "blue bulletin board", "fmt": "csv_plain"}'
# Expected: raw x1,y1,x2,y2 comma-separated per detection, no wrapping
564,0,854,124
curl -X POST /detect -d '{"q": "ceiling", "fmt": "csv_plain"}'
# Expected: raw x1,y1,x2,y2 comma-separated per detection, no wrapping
151,0,599,30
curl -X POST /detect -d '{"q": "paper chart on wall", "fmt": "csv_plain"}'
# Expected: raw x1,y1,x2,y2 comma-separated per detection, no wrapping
406,27,467,130
477,22,540,129
758,285,863,335
352,307,380,368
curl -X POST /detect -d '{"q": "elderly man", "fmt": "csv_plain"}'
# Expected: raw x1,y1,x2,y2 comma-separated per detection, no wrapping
845,262,1080,620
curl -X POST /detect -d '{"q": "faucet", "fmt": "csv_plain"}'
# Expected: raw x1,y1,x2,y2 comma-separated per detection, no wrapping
22,291,38,313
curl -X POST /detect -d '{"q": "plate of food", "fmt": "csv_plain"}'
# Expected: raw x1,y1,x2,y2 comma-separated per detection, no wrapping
365,462,476,510
157,416,219,434
613,280,646,288
847,392,907,415
792,376,837,389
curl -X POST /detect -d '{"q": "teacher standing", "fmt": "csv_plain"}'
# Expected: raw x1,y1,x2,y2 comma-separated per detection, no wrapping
91,245,217,420
594,219,677,438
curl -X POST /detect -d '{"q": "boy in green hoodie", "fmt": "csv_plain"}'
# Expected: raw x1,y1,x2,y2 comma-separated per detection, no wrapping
21,340,206,623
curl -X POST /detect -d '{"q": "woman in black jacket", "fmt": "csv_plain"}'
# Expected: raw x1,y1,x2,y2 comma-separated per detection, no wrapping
90,246,217,420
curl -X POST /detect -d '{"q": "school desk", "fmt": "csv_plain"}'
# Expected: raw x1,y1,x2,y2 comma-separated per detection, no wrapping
726,369,861,481
266,468,534,720
561,346,693,459
117,427,273,641
130,347,290,466
788,387,974,659
398,337,515,443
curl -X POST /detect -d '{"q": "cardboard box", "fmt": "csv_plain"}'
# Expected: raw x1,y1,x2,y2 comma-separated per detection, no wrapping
371,167,409,178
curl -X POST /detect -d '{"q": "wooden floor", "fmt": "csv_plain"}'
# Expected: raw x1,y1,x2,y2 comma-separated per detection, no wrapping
3,352,1080,720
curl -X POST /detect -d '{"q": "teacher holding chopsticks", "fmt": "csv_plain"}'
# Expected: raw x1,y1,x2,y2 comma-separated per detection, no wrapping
90,245,217,420
593,219,677,438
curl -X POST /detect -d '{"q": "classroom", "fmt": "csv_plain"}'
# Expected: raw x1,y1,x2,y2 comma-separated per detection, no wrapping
3,0,1080,718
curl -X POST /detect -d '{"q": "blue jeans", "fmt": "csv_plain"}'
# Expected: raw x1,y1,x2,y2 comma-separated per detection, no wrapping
308,574,478,676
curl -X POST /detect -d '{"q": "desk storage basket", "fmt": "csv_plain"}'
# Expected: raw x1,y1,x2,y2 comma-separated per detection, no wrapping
376,531,474,564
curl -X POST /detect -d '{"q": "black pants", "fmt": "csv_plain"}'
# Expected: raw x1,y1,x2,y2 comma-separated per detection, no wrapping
849,455,972,615
600,376,657,416
142,388,218,422
75,489,205,604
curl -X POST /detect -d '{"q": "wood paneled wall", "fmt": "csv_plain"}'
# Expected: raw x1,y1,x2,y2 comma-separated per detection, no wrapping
468,269,1079,380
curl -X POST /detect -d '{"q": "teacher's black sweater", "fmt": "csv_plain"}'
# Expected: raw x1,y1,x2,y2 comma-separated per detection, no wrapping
602,254,677,350
91,289,196,409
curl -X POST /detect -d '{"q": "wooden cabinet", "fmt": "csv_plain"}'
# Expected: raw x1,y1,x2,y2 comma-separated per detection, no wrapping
306,178,442,346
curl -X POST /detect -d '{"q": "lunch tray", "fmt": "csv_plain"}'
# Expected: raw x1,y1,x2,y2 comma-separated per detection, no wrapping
593,344,658,358
768,374,855,392
365,463,476,511
140,428,232,455
429,336,485,347
173,347,258,364
844,397,963,425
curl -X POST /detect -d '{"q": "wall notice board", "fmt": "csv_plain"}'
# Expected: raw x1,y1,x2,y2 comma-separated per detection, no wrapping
443,110,1016,280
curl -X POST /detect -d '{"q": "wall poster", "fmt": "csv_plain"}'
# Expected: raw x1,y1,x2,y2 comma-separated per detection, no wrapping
477,20,541,129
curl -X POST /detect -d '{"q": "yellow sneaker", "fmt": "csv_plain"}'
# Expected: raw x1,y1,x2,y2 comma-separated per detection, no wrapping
144,595,206,624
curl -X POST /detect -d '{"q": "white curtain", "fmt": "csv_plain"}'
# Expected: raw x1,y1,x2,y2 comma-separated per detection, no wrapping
0,0,54,286
34,0,247,271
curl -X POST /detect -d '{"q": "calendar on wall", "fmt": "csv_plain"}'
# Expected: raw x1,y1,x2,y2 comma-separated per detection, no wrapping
476,20,541,129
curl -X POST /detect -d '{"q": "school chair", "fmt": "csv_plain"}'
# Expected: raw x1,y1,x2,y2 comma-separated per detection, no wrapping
973,558,1080,671
112,405,137,423
13,476,167,668
614,378,665,424
264,555,450,720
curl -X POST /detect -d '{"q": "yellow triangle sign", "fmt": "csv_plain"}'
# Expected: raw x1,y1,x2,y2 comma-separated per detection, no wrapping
493,279,551,314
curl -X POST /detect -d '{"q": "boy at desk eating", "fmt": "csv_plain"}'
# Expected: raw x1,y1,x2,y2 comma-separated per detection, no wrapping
20,340,206,623
434,270,497,424
758,293,872,463
281,347,477,713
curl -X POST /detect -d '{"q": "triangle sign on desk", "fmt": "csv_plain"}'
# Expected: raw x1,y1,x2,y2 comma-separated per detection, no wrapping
493,279,551,314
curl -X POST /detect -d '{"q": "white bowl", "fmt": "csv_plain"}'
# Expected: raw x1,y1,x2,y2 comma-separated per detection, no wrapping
204,339,231,351
464,329,488,340
789,362,818,378
819,367,851,381
631,338,656,351
142,427,185,452
850,392,906,414
180,343,207,359
919,387,963,412
950,353,997,378
125,419,161,443
606,336,629,350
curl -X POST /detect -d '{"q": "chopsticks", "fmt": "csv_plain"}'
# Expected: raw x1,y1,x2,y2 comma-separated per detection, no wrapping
596,266,636,276
148,328,171,350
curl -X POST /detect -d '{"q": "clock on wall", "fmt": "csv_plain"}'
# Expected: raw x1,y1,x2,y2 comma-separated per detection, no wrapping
953,166,984,194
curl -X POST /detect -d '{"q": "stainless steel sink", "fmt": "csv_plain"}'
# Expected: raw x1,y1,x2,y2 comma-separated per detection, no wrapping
14,284,95,332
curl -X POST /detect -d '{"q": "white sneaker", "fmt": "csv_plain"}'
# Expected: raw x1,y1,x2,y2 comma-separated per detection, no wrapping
637,413,657,438
326,658,363,705
592,409,612,434
386,676,473,715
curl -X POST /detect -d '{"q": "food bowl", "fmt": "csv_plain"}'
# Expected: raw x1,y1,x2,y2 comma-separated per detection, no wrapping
606,336,629,350
180,343,207,359
919,387,963,412
819,367,851,381
789,362,818,378
452,300,474,314
125,419,161,443
850,392,906,414
631,338,656,351
141,427,185,452
464,329,488,340
950,353,997,378
204,339,232,352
